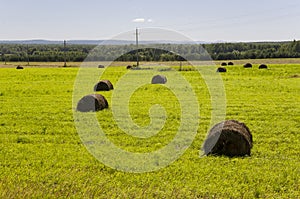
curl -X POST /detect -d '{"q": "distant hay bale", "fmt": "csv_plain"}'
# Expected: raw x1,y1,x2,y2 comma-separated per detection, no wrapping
221,62,227,66
216,67,226,72
16,65,23,69
98,65,105,68
243,63,252,68
126,65,132,69
290,74,300,78
151,75,167,84
259,64,268,69
94,80,114,91
202,120,253,157
76,94,108,112
228,62,234,65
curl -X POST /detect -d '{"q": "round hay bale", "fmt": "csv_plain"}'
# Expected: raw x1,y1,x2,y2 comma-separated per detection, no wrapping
16,65,24,69
228,62,234,65
126,65,132,69
76,94,108,112
289,74,300,78
98,65,105,68
243,63,252,68
151,75,167,84
221,62,227,66
216,67,226,72
202,120,253,157
259,64,268,69
94,80,114,91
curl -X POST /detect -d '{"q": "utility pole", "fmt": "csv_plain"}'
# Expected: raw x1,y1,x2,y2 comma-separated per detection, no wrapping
4,54,6,65
63,40,67,67
26,44,30,66
179,61,182,71
135,28,139,67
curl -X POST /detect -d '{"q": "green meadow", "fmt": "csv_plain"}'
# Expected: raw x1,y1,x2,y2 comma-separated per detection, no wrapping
0,61,299,198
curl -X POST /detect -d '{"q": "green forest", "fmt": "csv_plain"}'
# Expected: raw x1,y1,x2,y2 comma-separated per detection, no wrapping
1,40,300,62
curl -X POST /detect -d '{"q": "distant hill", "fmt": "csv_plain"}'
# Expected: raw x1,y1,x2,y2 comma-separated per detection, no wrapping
0,39,213,45
0,40,106,45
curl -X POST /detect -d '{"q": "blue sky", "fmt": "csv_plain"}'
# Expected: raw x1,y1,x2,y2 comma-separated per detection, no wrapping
1,0,300,42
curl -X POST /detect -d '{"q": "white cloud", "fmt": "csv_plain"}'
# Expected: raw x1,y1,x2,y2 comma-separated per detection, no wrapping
132,18,145,23
132,18,153,23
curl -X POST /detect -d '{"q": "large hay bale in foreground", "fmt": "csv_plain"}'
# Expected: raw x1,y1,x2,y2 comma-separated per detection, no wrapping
259,64,268,69
126,65,132,69
202,120,253,157
243,63,252,68
76,94,108,112
94,80,114,91
216,67,226,72
151,75,167,84
16,65,24,69
228,62,234,65
98,65,105,68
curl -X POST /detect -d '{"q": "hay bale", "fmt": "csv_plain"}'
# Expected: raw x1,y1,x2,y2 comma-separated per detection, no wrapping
202,120,253,157
94,80,114,91
289,74,300,78
98,65,105,68
221,62,227,66
259,64,268,69
151,75,167,84
126,65,132,69
243,63,252,68
216,67,226,72
16,65,23,69
76,94,108,112
228,62,234,65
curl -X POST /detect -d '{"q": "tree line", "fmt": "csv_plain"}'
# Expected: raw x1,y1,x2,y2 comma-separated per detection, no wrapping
1,40,300,62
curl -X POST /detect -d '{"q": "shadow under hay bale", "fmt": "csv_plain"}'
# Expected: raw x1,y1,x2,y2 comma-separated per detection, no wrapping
76,94,108,112
98,65,105,68
221,62,227,66
151,75,167,84
216,67,226,72
243,63,252,68
259,64,268,69
228,62,234,65
202,120,253,157
131,67,142,70
126,65,132,69
94,80,114,91
16,65,24,69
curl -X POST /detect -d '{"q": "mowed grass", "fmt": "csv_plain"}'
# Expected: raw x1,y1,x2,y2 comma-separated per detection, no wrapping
0,62,299,198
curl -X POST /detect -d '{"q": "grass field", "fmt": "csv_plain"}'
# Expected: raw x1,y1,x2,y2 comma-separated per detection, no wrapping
1,57,300,68
0,61,299,198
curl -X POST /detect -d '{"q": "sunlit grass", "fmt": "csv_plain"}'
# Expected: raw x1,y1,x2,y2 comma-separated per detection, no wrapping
0,62,299,198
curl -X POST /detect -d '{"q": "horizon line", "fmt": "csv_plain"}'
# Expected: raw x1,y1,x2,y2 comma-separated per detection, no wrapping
0,38,296,43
